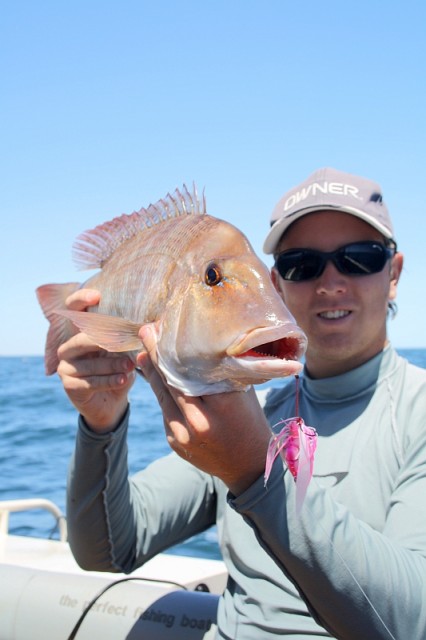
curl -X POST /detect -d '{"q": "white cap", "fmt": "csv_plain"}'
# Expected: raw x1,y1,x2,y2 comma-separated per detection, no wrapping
263,167,394,254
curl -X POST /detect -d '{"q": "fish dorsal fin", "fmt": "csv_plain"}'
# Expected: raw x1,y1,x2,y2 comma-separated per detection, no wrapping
73,184,206,270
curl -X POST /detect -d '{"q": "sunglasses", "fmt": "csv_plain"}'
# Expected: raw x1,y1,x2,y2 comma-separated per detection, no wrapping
275,241,396,282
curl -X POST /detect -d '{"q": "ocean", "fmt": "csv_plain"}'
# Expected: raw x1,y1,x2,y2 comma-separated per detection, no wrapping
1,349,425,561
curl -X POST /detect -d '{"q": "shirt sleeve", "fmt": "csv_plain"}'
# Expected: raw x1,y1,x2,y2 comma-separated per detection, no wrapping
229,423,426,640
67,408,217,574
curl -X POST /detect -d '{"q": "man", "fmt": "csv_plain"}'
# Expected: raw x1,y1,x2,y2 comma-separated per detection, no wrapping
59,168,426,639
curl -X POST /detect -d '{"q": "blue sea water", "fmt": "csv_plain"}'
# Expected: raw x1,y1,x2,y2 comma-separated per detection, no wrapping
1,349,425,560
0,356,221,559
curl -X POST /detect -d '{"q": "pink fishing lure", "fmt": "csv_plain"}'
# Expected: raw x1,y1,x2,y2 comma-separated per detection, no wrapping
264,417,318,514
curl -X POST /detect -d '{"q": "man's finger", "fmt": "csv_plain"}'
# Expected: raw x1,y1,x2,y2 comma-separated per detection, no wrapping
65,288,101,311
138,324,159,363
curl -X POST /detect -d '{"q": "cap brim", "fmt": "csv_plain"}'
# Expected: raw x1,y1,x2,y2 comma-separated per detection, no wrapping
263,205,394,255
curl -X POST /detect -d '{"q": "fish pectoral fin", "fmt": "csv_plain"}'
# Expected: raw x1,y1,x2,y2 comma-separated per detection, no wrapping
55,310,143,352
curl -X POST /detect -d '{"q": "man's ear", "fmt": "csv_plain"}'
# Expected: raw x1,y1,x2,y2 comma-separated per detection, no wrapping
389,252,404,301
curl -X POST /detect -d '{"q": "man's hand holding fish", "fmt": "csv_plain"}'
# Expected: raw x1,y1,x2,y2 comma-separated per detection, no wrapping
57,283,272,495
137,323,272,496
57,289,136,433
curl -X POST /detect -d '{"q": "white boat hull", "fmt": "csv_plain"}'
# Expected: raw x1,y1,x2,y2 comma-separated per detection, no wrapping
0,500,227,640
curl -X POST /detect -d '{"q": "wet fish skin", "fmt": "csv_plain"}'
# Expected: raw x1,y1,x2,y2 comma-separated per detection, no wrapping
36,186,307,395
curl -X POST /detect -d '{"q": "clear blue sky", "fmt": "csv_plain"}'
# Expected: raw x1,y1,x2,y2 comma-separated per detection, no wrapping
2,0,425,355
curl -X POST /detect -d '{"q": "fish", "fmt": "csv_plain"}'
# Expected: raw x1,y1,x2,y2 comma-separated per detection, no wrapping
36,185,307,396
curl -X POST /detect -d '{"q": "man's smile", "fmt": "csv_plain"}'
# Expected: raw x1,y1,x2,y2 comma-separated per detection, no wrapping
317,309,352,320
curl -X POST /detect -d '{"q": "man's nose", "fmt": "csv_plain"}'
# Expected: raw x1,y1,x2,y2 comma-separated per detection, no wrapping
315,260,348,294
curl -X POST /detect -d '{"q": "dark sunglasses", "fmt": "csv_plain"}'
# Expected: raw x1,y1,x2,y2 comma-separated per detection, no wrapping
275,241,396,282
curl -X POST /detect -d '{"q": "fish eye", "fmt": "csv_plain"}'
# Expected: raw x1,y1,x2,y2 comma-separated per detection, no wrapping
205,263,222,286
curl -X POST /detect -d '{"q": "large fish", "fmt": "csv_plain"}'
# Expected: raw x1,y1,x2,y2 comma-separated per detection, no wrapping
36,186,306,395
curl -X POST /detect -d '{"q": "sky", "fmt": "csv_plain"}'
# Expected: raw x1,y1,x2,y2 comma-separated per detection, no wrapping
1,0,425,356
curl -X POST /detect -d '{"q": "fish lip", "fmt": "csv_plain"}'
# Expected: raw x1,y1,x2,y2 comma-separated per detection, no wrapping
226,323,307,363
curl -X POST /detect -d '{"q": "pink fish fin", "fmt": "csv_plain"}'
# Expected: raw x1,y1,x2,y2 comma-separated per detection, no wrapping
72,185,206,270
295,422,318,515
36,283,81,375
55,310,143,353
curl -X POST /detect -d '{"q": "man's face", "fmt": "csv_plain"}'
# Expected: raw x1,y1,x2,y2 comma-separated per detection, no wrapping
271,210,403,378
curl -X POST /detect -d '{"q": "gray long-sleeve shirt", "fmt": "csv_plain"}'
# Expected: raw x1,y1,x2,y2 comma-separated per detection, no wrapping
67,346,426,639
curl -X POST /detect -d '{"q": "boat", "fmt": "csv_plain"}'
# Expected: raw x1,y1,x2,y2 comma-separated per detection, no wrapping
0,498,227,639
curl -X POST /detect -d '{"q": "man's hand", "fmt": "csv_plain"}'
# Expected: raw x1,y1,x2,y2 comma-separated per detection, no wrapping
137,324,271,495
56,289,136,432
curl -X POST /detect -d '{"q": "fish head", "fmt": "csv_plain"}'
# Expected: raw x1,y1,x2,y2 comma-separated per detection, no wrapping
157,217,307,395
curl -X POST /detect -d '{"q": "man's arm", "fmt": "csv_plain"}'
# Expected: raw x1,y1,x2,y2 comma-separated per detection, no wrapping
67,413,218,573
230,432,426,640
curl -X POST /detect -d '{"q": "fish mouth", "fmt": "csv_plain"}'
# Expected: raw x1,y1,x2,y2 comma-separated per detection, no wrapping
226,324,307,379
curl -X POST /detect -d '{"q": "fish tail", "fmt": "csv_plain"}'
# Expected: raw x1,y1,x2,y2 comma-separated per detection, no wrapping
36,283,81,375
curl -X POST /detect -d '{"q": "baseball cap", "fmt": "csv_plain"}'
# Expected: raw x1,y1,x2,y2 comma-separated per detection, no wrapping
263,167,395,254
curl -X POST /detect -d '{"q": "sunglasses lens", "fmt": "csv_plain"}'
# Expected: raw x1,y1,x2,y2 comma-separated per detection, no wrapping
276,250,323,281
338,243,388,274
276,243,392,282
